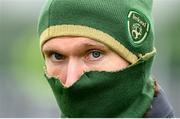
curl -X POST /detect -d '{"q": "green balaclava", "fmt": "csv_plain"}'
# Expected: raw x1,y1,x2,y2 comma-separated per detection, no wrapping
38,0,156,118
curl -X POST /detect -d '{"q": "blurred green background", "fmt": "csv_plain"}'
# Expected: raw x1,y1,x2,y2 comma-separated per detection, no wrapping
0,0,180,117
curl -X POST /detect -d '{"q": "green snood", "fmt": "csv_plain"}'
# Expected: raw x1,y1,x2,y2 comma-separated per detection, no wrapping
45,57,155,118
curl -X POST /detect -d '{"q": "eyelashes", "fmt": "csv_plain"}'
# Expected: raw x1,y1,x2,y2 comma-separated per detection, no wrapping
51,52,64,61
44,48,106,63
85,50,104,61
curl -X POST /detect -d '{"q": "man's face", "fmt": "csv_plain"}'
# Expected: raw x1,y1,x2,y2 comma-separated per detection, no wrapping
42,37,129,87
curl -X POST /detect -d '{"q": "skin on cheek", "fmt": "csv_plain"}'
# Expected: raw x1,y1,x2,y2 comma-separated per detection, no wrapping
87,52,129,72
46,64,67,84
45,60,64,81
92,62,127,72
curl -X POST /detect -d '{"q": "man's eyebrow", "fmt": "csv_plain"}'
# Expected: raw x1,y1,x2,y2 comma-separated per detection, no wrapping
79,42,109,49
42,48,60,55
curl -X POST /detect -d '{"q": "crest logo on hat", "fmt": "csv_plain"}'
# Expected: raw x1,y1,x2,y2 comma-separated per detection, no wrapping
128,10,149,46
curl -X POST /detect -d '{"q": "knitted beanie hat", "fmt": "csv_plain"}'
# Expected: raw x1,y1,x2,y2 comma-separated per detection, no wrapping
38,0,155,64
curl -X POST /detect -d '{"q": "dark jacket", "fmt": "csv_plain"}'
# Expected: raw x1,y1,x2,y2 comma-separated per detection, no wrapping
145,86,175,118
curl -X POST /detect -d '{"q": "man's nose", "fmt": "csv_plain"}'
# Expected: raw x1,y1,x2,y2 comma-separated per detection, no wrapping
63,58,84,87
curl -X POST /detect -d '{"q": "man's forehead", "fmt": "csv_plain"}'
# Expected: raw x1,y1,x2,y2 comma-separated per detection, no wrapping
50,37,107,45
42,36,110,54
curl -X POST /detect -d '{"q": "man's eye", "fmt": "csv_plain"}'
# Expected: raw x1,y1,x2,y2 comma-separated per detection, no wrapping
88,50,103,61
51,53,64,61
91,51,101,58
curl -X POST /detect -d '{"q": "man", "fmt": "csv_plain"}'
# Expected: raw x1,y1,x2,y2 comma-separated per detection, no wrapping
38,0,174,117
